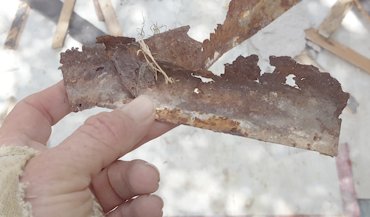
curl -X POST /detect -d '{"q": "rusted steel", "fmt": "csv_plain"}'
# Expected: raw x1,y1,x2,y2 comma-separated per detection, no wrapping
61,42,348,156
60,0,349,156
202,0,299,67
95,0,299,72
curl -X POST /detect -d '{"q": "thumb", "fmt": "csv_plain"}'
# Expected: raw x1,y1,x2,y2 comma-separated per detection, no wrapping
53,95,155,177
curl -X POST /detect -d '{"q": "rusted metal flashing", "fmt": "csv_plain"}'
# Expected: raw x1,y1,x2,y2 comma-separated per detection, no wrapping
60,0,349,156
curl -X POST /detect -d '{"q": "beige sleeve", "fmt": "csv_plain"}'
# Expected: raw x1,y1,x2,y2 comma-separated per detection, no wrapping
0,146,104,217
0,145,38,217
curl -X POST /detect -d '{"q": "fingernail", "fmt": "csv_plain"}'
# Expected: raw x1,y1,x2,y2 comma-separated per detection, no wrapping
121,96,155,122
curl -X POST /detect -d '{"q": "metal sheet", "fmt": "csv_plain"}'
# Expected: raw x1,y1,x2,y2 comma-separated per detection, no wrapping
60,0,349,156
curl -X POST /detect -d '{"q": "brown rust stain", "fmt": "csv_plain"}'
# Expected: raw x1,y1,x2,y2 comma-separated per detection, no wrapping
155,108,189,124
193,116,241,133
156,108,244,135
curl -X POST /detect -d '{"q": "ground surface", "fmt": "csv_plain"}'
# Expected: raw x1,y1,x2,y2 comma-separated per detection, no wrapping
0,0,369,216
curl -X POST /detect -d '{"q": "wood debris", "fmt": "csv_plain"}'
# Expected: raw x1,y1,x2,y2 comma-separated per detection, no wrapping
60,0,349,156
98,0,123,36
52,0,76,49
28,0,105,44
4,0,30,49
354,0,370,22
93,0,105,21
318,0,354,38
305,28,370,75
305,0,370,75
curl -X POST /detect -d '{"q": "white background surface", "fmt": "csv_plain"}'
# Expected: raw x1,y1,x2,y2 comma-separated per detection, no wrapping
1,0,369,215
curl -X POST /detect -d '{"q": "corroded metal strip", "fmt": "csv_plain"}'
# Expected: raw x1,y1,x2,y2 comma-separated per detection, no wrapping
61,43,349,156
202,0,299,67
60,0,348,156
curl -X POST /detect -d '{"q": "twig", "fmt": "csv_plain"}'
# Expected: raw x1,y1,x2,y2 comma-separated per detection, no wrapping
137,40,174,84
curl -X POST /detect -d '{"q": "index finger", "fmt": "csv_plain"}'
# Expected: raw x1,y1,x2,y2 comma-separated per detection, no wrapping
53,96,156,177
0,81,71,144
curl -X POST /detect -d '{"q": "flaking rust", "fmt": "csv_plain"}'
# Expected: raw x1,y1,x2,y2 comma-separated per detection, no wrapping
202,0,299,67
137,55,349,156
60,0,349,156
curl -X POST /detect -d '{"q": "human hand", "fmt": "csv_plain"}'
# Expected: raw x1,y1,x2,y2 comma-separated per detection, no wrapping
0,81,172,217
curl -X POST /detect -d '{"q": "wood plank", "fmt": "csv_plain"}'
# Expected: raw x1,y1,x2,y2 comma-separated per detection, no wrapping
354,0,370,22
52,0,76,49
28,0,105,44
93,0,105,21
318,0,353,38
98,0,123,36
305,28,370,75
4,0,30,49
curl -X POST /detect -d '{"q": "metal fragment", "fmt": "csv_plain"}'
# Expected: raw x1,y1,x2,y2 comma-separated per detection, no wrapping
60,0,348,156
61,43,349,156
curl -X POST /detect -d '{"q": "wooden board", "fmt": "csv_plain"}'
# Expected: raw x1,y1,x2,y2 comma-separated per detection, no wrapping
354,0,370,22
93,0,105,21
318,0,353,38
305,28,370,75
4,0,30,49
52,0,76,49
28,0,105,44
98,0,123,36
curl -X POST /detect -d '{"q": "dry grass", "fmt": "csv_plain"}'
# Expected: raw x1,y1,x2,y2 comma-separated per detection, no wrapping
137,39,174,84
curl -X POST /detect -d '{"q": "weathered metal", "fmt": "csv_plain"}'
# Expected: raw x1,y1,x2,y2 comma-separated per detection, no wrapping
60,0,349,156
